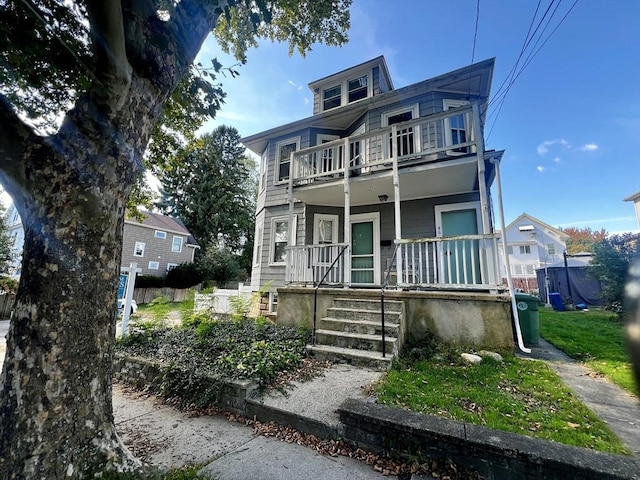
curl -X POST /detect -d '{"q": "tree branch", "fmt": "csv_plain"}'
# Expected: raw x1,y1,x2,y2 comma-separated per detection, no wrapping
0,94,31,204
86,0,132,117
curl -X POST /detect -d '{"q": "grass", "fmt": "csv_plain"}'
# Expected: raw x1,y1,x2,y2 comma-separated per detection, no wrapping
100,465,207,479
374,340,630,455
539,307,638,396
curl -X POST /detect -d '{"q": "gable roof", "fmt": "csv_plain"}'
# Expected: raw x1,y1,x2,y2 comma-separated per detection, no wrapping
624,191,640,202
505,213,569,240
125,211,200,247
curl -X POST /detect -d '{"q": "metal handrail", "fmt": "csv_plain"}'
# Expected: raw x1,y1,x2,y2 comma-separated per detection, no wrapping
379,243,400,358
312,244,349,346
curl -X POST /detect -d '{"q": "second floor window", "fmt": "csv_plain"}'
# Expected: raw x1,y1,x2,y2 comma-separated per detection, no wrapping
134,242,145,257
276,138,299,183
148,261,159,270
323,84,341,111
520,245,531,255
172,236,183,253
547,243,556,255
155,230,167,239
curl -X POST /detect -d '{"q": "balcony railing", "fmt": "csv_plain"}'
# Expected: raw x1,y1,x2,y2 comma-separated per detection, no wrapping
291,105,477,186
285,234,502,290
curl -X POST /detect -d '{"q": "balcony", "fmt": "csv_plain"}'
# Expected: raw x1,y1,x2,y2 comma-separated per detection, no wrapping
289,105,481,206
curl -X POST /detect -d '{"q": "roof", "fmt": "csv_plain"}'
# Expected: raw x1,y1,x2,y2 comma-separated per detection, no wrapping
307,55,394,91
125,211,200,247
505,213,570,240
241,57,495,155
624,191,640,202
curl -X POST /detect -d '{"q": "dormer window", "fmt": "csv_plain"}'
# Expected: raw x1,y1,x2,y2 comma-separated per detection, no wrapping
323,85,342,111
348,75,368,102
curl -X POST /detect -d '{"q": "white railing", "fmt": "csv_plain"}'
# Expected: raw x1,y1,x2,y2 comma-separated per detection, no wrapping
292,106,476,185
394,234,502,289
285,243,350,285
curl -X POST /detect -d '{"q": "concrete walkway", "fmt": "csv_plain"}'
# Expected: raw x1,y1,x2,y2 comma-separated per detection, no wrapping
522,338,640,456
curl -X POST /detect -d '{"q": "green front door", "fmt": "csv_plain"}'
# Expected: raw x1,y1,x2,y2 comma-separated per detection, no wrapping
351,221,374,284
441,208,481,284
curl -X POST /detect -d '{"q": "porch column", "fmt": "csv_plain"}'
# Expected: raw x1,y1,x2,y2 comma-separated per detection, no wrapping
343,137,351,286
287,151,295,283
391,124,402,283
472,102,491,235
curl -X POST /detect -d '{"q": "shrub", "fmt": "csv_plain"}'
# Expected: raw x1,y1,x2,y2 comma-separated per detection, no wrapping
0,275,18,294
135,274,165,288
165,263,205,289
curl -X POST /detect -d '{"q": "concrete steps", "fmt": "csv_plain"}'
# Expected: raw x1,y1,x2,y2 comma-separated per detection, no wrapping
308,297,404,370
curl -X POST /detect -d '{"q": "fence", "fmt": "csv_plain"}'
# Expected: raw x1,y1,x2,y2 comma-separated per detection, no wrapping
194,284,253,315
0,294,15,319
133,287,197,304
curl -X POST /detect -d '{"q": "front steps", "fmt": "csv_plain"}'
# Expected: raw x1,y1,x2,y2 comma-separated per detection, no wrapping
307,297,404,370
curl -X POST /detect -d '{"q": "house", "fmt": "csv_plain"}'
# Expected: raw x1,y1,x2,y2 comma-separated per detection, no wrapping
241,56,521,366
499,213,569,295
121,211,199,276
3,206,198,278
624,191,640,229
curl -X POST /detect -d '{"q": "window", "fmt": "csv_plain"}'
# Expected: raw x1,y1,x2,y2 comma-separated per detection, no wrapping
382,104,419,158
507,246,513,255
254,226,263,266
443,99,470,155
547,243,556,255
148,261,159,270
524,264,535,275
167,263,178,271
323,85,342,111
172,236,183,253
259,149,268,191
133,242,145,257
270,215,297,265
519,245,531,254
514,264,523,275
154,230,167,239
348,75,368,103
275,138,299,183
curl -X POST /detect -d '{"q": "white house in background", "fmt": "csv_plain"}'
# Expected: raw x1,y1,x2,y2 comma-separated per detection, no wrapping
500,213,569,293
624,191,640,228
5,203,24,277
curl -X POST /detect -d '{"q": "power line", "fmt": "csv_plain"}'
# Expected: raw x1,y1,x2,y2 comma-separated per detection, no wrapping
468,0,481,98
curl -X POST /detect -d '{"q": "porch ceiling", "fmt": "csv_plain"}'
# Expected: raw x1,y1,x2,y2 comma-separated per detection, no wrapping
293,157,479,207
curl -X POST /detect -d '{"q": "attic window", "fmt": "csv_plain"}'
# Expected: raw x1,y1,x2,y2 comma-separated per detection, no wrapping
518,225,535,232
323,85,341,111
348,75,368,102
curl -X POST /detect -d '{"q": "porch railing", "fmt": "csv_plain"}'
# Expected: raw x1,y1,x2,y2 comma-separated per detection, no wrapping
285,243,350,285
394,234,502,289
291,105,476,186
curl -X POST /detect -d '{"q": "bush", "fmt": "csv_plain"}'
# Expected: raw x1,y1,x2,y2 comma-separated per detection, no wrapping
135,274,165,288
165,263,205,289
0,275,18,294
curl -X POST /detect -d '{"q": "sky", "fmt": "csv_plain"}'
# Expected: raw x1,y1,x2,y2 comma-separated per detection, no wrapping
196,0,640,235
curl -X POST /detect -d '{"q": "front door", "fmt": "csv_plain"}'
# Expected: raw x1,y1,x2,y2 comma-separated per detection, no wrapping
436,203,482,284
350,213,380,285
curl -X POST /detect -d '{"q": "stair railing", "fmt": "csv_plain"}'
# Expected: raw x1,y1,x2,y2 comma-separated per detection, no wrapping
380,243,400,358
312,244,349,346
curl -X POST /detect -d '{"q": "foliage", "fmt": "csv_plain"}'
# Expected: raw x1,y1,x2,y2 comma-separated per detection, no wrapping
117,316,308,408
0,274,18,294
156,126,257,254
375,340,629,454
0,204,15,274
198,245,241,287
164,263,205,289
134,275,165,289
539,307,637,396
589,233,639,310
99,465,207,479
563,227,608,255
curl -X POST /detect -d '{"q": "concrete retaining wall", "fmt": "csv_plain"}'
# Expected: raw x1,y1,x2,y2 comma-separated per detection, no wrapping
276,287,514,348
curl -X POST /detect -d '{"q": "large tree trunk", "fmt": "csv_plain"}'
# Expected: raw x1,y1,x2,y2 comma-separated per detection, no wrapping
0,87,156,478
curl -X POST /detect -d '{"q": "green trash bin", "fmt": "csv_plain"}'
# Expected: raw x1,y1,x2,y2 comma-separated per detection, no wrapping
515,293,540,345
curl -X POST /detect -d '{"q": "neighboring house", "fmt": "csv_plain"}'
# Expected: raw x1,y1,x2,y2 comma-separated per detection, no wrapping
3,207,198,278
624,191,640,228
239,56,520,365
499,213,569,295
121,211,199,276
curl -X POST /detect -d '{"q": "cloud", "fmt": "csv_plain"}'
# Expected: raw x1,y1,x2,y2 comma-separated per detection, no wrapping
537,166,545,172
581,143,598,151
537,139,569,156
553,157,561,163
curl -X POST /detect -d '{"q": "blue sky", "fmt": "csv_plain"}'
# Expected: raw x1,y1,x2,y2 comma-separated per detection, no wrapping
197,0,640,234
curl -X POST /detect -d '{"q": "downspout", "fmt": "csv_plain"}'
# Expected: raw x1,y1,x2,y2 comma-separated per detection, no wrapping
490,156,531,354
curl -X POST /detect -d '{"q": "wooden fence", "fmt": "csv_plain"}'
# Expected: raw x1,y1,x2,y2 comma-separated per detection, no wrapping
0,294,16,319
133,287,197,305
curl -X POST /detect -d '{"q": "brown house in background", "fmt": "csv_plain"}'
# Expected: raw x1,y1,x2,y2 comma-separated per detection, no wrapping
121,211,199,276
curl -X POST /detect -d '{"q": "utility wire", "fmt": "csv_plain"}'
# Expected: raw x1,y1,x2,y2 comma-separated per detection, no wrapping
468,0,481,99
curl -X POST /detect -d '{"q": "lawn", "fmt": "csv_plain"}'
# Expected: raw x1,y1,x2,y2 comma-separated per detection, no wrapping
374,341,630,455
539,307,637,396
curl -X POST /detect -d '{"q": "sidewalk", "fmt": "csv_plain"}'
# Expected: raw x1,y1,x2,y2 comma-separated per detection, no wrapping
523,338,640,456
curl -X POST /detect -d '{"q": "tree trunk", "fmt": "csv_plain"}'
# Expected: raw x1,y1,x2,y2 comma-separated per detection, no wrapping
0,97,151,479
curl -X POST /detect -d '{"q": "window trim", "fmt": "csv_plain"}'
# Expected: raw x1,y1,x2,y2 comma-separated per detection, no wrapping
519,245,531,255
322,84,342,111
154,230,167,239
148,261,160,270
319,71,372,112
274,137,300,185
171,235,184,253
269,215,297,266
313,214,339,245
259,148,268,192
133,241,145,257
254,224,263,267
382,103,420,157
443,99,471,156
